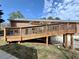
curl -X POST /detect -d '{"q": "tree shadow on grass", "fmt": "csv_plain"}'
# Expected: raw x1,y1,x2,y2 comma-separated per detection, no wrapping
0,43,38,59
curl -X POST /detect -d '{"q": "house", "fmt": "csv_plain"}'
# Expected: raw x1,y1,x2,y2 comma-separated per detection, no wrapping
9,19,35,27
10,19,47,27
4,19,79,48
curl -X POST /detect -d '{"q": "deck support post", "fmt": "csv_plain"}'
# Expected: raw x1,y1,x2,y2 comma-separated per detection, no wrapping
65,34,68,48
4,28,6,41
70,34,73,49
63,34,65,47
46,36,48,46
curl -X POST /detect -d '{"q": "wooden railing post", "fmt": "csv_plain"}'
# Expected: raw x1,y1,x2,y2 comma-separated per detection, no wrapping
75,23,77,33
58,24,60,35
45,24,48,33
20,27,22,41
4,28,6,41
67,23,69,33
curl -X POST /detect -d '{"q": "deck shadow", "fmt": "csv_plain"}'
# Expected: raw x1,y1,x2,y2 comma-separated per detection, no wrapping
0,43,38,59
21,38,46,43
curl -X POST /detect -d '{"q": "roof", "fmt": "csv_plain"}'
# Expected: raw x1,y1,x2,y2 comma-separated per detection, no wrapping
9,19,28,22
9,18,79,23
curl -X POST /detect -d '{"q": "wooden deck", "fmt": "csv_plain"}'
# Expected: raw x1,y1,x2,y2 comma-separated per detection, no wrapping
3,22,79,49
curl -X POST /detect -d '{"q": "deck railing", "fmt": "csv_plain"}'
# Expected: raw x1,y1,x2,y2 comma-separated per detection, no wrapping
3,23,77,42
5,23,77,36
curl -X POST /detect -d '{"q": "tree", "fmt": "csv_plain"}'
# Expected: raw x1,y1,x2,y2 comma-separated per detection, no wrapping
0,5,4,30
55,17,60,20
47,16,54,20
9,11,25,20
0,10,4,23
41,17,46,20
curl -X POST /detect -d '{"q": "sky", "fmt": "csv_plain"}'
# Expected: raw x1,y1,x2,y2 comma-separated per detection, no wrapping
0,0,79,22
0,0,44,21
43,0,79,20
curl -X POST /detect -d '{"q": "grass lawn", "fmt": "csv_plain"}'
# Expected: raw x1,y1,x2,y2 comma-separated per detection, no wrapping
0,38,7,45
0,41,79,59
